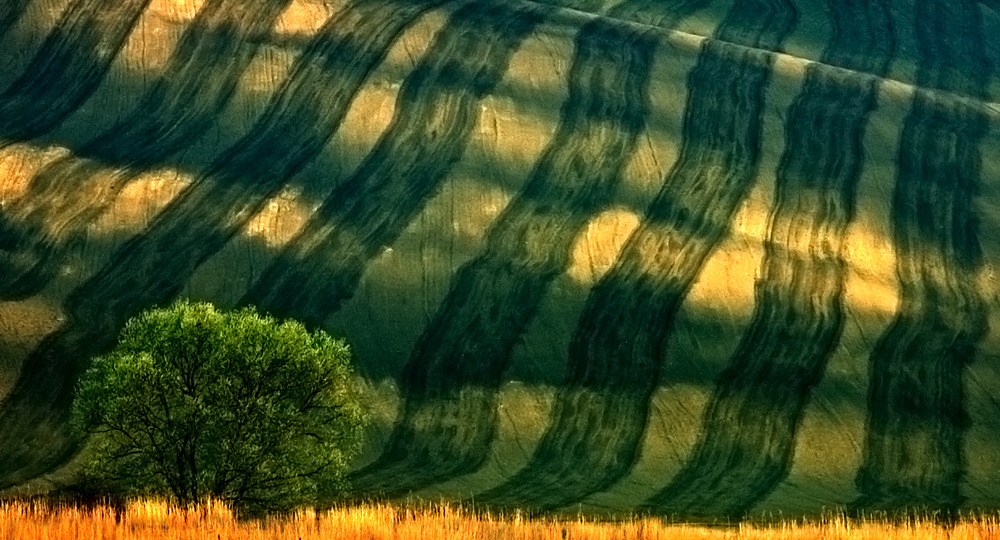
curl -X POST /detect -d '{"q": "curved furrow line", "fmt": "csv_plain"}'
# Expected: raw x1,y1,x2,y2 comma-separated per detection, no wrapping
853,0,991,516
603,0,708,28
349,17,659,497
531,0,604,13
713,0,796,52
242,0,548,328
0,0,152,145
0,0,445,489
0,0,31,42
476,0,798,511
0,0,292,300
644,0,895,520
75,0,291,166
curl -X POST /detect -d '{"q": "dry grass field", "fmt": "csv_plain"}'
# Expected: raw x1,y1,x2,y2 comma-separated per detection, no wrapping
1,499,1000,540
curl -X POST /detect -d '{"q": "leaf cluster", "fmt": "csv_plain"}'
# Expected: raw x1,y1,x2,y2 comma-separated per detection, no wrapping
71,301,367,515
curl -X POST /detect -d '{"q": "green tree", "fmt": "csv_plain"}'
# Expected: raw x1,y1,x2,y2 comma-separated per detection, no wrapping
71,301,367,515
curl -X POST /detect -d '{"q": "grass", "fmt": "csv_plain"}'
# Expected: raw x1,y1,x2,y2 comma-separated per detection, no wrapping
2,499,1000,539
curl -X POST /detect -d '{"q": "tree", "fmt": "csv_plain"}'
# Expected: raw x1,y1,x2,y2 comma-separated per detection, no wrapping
71,300,367,515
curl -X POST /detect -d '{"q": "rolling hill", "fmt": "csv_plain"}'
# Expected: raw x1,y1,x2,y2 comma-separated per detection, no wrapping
1,0,999,520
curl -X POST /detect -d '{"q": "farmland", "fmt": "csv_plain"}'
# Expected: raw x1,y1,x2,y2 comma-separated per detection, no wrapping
1,0,1000,523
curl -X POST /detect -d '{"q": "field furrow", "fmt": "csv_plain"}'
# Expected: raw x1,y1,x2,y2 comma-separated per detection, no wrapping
0,0,292,300
643,0,895,520
0,0,31,42
0,0,997,519
603,0,710,28
242,0,547,329
348,15,657,497
853,0,991,515
475,0,798,512
0,0,152,144
0,0,444,489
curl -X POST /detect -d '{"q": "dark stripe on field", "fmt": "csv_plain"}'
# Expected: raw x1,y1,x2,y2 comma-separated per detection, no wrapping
350,16,659,497
0,0,32,42
529,0,605,13
644,0,895,520
0,0,152,144
79,0,292,167
476,0,797,511
604,0,709,28
0,0,445,488
0,0,292,300
242,0,547,328
853,0,990,516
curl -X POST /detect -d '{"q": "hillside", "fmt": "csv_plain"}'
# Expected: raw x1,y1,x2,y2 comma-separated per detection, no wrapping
1,0,999,520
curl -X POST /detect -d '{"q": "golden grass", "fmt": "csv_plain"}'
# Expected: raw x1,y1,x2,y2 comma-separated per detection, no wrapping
1,499,999,540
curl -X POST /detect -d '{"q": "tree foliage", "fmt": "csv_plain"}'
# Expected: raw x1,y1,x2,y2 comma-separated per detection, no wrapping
71,301,367,514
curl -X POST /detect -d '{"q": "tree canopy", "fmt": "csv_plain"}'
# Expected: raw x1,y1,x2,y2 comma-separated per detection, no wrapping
71,301,367,514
